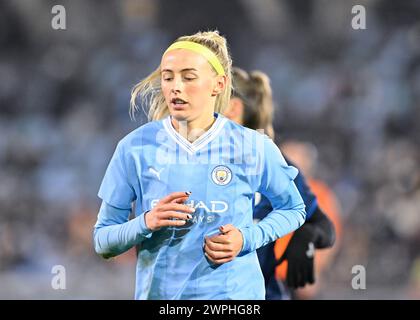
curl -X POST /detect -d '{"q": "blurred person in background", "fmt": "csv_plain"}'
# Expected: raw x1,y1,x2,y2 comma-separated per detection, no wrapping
281,140,343,299
224,67,338,299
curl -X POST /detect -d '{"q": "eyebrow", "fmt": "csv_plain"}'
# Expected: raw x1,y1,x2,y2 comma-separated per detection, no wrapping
161,68,198,73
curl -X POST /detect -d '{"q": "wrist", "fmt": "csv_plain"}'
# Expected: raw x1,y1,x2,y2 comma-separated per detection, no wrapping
139,211,153,238
237,226,252,255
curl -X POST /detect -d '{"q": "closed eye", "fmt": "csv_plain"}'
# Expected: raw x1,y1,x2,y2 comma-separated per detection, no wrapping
183,72,197,81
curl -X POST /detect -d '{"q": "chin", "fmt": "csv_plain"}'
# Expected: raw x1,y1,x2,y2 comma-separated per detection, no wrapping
169,109,189,121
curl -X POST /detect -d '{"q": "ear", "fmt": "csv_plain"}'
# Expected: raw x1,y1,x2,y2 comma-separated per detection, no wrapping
211,75,227,96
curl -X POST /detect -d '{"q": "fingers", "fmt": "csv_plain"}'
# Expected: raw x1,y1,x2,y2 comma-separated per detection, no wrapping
205,238,231,252
173,196,189,204
145,192,194,231
204,230,238,265
219,224,235,233
159,203,195,214
160,211,192,221
159,191,192,204
153,209,193,228
159,219,189,227
204,245,232,260
307,261,315,285
297,267,305,287
206,234,231,244
204,252,233,265
288,264,310,289
287,262,298,289
204,237,231,264
302,265,313,287
204,245,233,264
204,238,232,261
154,211,193,227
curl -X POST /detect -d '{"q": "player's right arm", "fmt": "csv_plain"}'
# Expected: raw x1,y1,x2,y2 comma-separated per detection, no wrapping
94,192,193,259
94,201,149,259
93,141,193,259
144,192,195,231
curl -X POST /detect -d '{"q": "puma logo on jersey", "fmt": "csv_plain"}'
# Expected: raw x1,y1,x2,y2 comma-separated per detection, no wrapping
149,167,164,180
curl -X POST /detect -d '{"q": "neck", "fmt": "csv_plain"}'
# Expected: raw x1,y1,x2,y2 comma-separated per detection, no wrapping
171,112,216,143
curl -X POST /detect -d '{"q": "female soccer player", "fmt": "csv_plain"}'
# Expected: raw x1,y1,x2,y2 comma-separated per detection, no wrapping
93,31,306,300
224,67,336,299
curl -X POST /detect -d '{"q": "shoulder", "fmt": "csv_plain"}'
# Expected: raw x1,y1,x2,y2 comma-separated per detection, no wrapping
221,114,268,141
117,119,164,152
219,115,275,159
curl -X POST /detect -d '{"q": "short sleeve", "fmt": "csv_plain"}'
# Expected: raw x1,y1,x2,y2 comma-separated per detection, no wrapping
98,142,136,209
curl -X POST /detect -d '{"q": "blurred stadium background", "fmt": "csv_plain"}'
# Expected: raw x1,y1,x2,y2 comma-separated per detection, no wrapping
0,0,419,299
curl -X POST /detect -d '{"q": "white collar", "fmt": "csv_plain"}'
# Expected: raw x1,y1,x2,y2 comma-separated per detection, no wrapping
163,113,227,155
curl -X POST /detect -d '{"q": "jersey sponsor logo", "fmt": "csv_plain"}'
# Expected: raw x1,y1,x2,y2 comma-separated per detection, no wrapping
211,165,232,186
151,199,228,214
190,214,216,224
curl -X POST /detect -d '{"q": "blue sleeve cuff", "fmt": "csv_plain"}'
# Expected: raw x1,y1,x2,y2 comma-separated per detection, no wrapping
238,225,255,255
138,211,153,238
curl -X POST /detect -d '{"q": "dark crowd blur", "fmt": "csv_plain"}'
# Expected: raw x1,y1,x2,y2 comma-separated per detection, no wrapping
0,0,419,299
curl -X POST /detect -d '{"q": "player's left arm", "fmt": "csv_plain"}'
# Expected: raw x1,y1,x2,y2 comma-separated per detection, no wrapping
238,136,306,255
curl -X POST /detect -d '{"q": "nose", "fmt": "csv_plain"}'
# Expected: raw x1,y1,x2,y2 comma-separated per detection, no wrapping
171,76,183,93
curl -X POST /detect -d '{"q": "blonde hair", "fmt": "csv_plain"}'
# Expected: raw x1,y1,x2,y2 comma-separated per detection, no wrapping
130,30,232,121
232,67,275,139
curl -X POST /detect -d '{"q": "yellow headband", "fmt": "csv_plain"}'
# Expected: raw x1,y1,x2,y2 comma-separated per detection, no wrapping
164,41,225,76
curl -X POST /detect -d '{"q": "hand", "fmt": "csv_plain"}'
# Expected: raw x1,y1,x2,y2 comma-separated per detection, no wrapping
204,224,243,265
144,191,195,231
277,224,317,289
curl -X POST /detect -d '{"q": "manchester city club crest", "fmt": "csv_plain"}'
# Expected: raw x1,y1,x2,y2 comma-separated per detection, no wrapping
211,165,232,186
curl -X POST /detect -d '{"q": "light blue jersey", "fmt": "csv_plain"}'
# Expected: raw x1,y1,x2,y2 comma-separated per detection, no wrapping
94,113,306,299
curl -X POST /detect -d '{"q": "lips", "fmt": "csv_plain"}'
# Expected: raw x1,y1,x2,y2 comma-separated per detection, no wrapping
171,97,188,104
170,97,188,110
